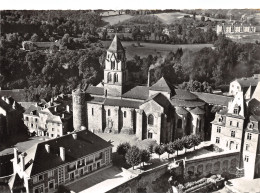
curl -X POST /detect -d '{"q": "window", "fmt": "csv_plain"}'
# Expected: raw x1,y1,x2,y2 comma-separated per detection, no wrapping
108,109,111,116
230,121,232,126
177,119,182,128
217,127,221,133
35,118,38,122
114,73,118,82
236,144,238,149
148,132,153,139
234,108,238,114
148,114,154,125
218,116,223,122
31,123,33,127
51,134,54,137
245,144,249,151
48,180,54,189
52,128,54,131
216,137,220,144
107,73,112,82
244,155,249,162
231,131,236,137
25,117,29,121
38,174,43,181
248,123,254,129
247,133,252,140
197,118,201,132
111,61,115,70
124,111,126,118
48,170,54,178
33,176,38,183
237,122,239,127
92,108,94,116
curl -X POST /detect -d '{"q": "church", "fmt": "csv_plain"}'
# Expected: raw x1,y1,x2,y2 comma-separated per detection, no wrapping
72,35,206,144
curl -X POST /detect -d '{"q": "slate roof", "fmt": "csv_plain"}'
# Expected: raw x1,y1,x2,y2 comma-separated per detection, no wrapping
235,75,259,87
18,130,112,177
192,92,233,106
104,98,142,109
148,93,172,109
122,86,149,100
24,105,42,116
190,107,205,115
86,86,104,96
150,77,176,93
87,96,105,104
108,35,125,53
0,89,26,102
170,99,205,108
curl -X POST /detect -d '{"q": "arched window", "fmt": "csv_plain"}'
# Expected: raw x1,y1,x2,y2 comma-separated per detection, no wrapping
114,73,118,82
148,114,154,125
107,73,112,82
177,119,182,129
111,61,115,70
124,111,126,118
108,109,111,116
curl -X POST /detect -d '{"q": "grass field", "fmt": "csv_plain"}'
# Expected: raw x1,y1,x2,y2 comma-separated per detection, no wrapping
102,41,213,59
102,14,134,26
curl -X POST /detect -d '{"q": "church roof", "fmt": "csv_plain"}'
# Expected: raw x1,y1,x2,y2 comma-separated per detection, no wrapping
150,77,176,93
193,92,233,106
104,98,142,109
86,86,104,96
108,35,125,53
145,93,172,111
17,130,112,177
122,86,149,100
175,107,189,114
172,89,198,101
170,99,205,108
189,107,205,115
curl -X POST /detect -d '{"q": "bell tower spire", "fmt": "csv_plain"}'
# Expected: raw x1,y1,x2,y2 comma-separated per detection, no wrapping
104,35,128,97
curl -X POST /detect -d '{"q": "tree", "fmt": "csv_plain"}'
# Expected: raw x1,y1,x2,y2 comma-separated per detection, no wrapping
201,16,205,22
117,142,131,157
183,136,194,153
31,33,39,42
125,146,141,169
173,139,184,156
140,149,150,167
166,142,176,159
154,144,166,159
191,135,201,150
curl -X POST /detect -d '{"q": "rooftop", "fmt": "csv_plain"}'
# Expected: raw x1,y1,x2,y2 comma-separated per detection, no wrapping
18,130,112,176
108,35,125,53
192,92,233,106
150,77,176,93
122,86,149,100
86,86,104,96
235,74,260,87
104,98,142,109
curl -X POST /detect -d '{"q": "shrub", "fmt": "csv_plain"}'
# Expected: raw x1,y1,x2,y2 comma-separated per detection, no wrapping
154,144,166,159
117,142,131,156
125,146,141,169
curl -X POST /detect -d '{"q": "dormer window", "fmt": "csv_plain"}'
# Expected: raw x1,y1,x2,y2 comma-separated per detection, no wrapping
233,108,238,114
248,123,254,130
218,116,223,122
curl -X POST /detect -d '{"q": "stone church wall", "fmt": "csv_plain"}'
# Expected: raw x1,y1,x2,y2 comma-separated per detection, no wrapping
87,103,103,132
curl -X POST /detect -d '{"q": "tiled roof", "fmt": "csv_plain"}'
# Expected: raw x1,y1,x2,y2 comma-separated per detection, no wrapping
170,99,205,108
19,130,112,176
104,98,142,109
122,86,149,100
86,86,104,96
108,35,125,53
235,75,259,87
192,92,233,106
175,107,189,115
0,89,26,102
172,89,198,100
190,107,205,115
150,77,176,93
147,93,172,110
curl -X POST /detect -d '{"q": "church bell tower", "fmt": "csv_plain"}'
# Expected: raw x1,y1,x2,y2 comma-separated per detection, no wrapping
104,35,128,97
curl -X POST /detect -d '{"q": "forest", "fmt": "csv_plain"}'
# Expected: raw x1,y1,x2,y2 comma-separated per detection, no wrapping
1,11,260,101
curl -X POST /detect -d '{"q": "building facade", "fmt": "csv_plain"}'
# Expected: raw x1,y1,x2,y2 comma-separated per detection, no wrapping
211,82,260,179
8,130,112,193
73,35,207,144
216,23,256,34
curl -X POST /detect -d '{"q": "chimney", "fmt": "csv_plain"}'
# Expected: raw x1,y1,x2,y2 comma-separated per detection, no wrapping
72,133,77,140
13,148,18,165
45,144,50,153
147,70,151,87
60,147,65,161
19,153,25,171
66,105,70,113
54,106,57,112
12,101,16,109
62,113,65,119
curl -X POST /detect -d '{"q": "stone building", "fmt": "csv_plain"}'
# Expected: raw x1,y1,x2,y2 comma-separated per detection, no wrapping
211,81,260,179
8,130,112,193
23,98,73,138
72,35,207,144
0,96,24,142
216,23,256,34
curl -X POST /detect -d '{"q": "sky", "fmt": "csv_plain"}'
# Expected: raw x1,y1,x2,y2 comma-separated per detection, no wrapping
1,0,260,10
